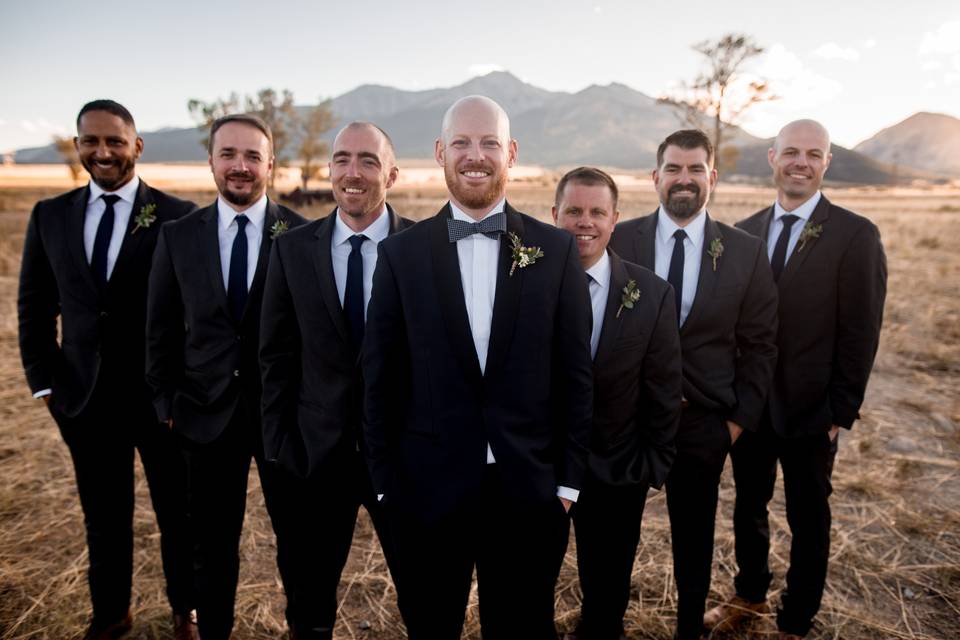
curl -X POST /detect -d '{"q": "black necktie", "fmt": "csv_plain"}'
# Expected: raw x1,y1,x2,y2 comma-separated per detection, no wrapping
91,194,120,286
345,234,367,349
227,215,249,322
447,211,506,242
667,229,686,324
771,214,800,282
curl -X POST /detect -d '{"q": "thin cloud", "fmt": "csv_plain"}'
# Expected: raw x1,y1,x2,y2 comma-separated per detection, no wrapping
919,20,960,55
812,43,860,62
862,38,877,49
20,120,37,133
468,63,504,77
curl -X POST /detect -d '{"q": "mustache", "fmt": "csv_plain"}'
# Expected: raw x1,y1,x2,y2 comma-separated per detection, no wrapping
668,183,700,196
458,162,493,173
226,170,255,181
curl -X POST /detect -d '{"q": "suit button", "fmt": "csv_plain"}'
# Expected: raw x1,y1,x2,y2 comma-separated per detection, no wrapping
233,369,240,377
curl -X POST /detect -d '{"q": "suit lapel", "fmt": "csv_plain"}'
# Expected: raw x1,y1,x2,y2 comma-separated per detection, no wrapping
485,204,526,379
200,203,231,318
108,180,152,287
242,199,280,323
313,210,351,347
67,186,100,295
681,213,721,334
777,196,831,289
430,205,483,383
630,211,658,270
593,251,628,367
757,205,775,245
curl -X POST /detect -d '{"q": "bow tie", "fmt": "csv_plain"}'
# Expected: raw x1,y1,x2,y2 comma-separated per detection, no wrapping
447,211,506,243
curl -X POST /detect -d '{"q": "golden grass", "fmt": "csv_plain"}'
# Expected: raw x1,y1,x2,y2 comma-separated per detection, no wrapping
1,182,958,639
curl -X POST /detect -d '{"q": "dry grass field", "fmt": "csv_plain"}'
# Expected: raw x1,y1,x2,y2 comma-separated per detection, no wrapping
1,172,958,639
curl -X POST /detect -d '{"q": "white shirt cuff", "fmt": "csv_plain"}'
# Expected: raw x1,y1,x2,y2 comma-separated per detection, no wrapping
377,494,384,502
486,443,496,464
33,389,52,399
556,486,579,503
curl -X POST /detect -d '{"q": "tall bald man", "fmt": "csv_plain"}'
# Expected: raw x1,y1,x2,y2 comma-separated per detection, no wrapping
704,120,887,640
363,96,593,638
260,122,411,638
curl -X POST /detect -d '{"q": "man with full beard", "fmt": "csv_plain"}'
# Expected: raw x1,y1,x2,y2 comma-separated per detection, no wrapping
18,100,198,639
146,114,306,640
362,96,593,639
609,129,778,640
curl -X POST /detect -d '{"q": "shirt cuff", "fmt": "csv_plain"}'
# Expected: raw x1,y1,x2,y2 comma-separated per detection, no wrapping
556,486,580,503
33,389,52,399
377,494,384,502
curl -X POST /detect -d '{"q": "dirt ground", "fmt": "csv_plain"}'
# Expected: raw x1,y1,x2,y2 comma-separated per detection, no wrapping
0,177,958,639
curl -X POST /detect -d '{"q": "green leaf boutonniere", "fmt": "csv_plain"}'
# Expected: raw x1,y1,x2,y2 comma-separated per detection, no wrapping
617,279,640,318
508,231,544,277
797,222,822,252
131,203,157,235
707,237,724,271
270,219,289,239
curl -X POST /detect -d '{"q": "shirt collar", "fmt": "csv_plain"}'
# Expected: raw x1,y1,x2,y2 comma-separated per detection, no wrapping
449,198,506,223
333,204,391,246
774,191,821,223
217,194,268,232
656,205,707,249
585,249,612,289
88,175,140,205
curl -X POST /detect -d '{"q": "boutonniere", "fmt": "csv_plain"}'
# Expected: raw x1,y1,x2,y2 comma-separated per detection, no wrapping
707,237,724,271
617,279,640,318
797,222,823,252
508,231,544,277
269,219,289,239
131,203,157,234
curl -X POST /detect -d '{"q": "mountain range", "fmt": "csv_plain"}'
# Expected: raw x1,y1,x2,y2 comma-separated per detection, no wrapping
13,72,957,184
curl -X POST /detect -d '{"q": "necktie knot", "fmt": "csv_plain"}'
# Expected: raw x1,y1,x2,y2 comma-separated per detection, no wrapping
780,214,800,230
235,214,249,230
673,229,687,242
349,234,367,252
447,211,506,242
101,194,121,206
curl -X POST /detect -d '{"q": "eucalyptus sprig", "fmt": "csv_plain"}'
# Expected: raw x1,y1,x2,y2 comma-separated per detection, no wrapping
508,232,544,277
617,279,640,318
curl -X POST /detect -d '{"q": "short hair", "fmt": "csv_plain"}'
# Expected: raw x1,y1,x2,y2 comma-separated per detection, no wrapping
77,100,136,130
337,121,397,158
554,166,619,210
208,113,274,154
656,129,714,169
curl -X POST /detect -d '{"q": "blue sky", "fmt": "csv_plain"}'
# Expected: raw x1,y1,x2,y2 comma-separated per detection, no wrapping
2,0,958,153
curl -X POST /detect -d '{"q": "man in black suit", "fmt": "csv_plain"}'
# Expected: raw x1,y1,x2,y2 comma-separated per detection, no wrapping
18,100,198,640
704,120,887,640
609,129,778,640
362,95,593,639
552,167,683,640
146,113,306,640
259,122,411,639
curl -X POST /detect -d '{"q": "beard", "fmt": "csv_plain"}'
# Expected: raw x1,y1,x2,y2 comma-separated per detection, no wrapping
217,170,265,208
81,155,136,191
335,178,383,218
662,182,707,220
445,161,507,212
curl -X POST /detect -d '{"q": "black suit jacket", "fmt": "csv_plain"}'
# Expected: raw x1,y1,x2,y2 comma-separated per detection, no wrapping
146,198,306,443
609,211,778,432
260,205,414,478
18,180,195,418
736,195,886,435
588,251,682,489
362,202,594,519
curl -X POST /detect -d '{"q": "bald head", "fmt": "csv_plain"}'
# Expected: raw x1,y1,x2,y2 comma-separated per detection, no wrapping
329,120,399,230
772,119,830,153
334,121,396,165
768,119,832,209
440,95,512,144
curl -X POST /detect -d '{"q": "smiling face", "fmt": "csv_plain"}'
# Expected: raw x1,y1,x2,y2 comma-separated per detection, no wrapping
208,121,273,210
769,120,832,210
435,97,518,220
653,144,717,224
75,110,143,191
329,123,398,230
552,181,619,269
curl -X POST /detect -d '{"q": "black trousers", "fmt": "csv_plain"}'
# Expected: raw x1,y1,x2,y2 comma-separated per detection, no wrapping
389,464,570,640
271,446,398,639
571,472,649,640
730,420,838,637
178,404,288,640
52,386,195,625
665,407,731,640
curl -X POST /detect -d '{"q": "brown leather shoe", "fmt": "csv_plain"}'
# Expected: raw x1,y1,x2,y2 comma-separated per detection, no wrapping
702,595,768,632
173,610,200,640
81,612,132,640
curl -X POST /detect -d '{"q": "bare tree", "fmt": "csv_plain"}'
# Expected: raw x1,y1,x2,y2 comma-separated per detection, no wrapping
52,136,82,185
297,100,336,189
187,93,240,150
659,33,777,172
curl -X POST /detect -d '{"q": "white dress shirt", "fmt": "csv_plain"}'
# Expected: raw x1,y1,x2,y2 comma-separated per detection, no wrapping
767,191,820,265
331,205,390,317
217,194,267,290
85,175,140,279
654,206,707,326
584,251,611,360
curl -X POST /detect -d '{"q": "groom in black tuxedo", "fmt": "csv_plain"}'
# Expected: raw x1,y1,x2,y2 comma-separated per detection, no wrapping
362,96,594,639
259,122,411,638
146,114,306,640
18,100,198,639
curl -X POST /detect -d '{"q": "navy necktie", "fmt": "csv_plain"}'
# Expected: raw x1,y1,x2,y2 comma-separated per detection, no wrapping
345,234,367,349
771,214,800,282
667,229,686,325
91,194,120,287
447,211,506,242
227,215,249,322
